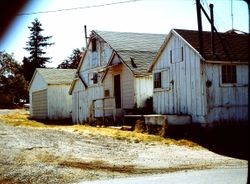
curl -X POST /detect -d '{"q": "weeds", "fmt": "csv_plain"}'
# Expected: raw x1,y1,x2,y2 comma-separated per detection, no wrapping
0,111,200,148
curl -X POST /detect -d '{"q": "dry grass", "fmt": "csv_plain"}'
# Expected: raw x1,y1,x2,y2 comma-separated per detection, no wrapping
0,113,47,127
0,111,200,148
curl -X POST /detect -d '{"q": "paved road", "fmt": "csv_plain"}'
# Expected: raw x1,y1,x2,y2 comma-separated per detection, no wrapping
77,167,248,184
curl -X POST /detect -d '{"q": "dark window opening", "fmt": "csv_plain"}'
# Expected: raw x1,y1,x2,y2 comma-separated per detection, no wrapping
92,38,96,52
92,73,98,84
181,47,184,61
170,50,172,64
104,89,110,97
114,75,121,108
222,65,236,84
154,72,161,88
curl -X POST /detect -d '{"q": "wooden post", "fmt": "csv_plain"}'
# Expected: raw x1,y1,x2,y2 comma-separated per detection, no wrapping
209,4,215,55
196,0,203,56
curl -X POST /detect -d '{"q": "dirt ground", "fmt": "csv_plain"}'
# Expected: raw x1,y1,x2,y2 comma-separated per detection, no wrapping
0,110,247,184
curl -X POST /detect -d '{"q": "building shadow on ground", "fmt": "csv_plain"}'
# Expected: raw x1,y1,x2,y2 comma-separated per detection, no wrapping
166,122,248,160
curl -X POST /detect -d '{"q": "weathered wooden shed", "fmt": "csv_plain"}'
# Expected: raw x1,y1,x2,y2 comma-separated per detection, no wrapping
148,29,248,125
29,68,76,120
101,32,166,120
69,30,165,124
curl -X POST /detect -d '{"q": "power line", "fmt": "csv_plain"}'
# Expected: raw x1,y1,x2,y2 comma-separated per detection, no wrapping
17,0,143,16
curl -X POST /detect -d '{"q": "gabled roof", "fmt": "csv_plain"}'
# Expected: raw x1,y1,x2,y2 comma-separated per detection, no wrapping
94,30,166,52
93,30,166,75
174,29,249,62
30,68,76,87
149,28,249,71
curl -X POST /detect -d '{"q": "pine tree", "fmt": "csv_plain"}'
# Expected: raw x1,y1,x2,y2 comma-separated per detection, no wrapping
23,18,54,81
57,48,83,69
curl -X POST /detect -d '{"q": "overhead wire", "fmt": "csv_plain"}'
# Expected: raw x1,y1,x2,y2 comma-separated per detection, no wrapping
17,0,143,16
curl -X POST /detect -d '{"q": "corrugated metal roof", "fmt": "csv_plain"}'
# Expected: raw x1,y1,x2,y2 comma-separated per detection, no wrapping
37,68,76,85
94,30,166,75
174,29,249,62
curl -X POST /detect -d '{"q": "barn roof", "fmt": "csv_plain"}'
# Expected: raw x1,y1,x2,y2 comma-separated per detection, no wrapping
174,29,249,62
36,68,76,85
93,30,166,75
149,28,249,71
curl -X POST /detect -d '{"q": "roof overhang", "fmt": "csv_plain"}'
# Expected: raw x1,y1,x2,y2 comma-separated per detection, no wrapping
148,29,205,72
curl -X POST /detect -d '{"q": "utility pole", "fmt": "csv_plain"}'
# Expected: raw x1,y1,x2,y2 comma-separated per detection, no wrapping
209,4,215,55
196,0,203,56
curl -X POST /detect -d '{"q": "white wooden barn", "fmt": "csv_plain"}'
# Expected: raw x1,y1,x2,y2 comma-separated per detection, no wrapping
148,29,248,125
29,68,76,120
69,30,165,124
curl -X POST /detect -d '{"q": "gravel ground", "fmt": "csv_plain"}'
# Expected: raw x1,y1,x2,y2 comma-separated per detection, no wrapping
0,110,247,184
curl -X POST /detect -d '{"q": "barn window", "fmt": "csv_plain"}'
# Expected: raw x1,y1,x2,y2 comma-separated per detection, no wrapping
170,47,184,63
170,50,172,64
92,73,98,84
91,38,97,52
154,72,161,88
221,65,236,84
104,89,110,97
181,47,184,61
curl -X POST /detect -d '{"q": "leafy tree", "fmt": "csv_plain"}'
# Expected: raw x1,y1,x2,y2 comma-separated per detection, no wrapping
57,48,83,69
23,18,54,81
0,51,28,107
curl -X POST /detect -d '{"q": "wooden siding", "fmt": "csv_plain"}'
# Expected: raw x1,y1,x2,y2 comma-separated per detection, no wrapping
71,80,88,124
121,64,135,109
30,71,73,120
31,89,48,119
47,85,72,120
29,72,47,92
103,67,115,117
81,41,112,72
29,72,47,116
153,35,206,123
205,63,248,123
102,63,135,119
134,75,153,108
152,32,248,124
71,36,112,123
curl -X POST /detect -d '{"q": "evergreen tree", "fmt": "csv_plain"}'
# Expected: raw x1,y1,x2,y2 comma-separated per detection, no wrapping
57,48,83,69
23,18,54,81
22,56,33,81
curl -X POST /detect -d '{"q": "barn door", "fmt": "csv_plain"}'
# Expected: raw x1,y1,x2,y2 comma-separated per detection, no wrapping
32,89,48,119
114,74,121,108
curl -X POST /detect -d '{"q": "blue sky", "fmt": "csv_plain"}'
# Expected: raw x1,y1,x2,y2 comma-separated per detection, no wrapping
0,0,248,68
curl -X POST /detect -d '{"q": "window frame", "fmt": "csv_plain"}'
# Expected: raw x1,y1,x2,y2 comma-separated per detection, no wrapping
104,89,110,98
154,72,162,89
92,72,98,84
91,38,97,52
220,64,237,86
170,47,184,64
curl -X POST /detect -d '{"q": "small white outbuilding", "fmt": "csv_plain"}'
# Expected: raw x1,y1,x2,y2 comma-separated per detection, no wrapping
29,68,76,120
